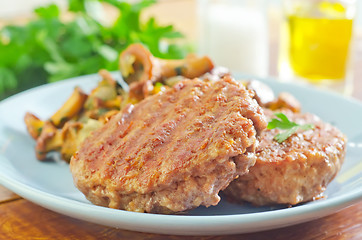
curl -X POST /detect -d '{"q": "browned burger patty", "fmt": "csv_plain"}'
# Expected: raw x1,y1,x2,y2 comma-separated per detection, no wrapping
223,108,347,206
70,77,267,213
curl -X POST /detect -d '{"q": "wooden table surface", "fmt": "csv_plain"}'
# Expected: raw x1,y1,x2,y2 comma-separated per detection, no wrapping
1,0,362,239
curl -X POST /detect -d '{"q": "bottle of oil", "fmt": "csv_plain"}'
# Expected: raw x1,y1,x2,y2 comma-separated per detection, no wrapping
279,0,357,95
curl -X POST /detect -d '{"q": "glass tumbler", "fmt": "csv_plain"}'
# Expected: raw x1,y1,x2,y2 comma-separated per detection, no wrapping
278,0,357,95
197,0,269,77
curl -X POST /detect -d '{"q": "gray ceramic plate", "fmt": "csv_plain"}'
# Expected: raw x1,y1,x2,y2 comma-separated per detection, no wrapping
0,73,361,235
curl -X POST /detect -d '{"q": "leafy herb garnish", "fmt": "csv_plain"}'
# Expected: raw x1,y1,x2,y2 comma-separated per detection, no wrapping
267,113,314,143
0,0,189,99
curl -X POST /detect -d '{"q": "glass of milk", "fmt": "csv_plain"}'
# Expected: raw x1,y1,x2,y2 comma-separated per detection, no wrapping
197,0,269,77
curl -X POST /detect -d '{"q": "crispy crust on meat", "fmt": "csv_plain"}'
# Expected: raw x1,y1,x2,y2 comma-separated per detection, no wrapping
223,109,347,206
70,77,267,213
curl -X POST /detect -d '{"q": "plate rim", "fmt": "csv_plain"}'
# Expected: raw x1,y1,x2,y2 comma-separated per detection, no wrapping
1,167,361,235
0,72,361,235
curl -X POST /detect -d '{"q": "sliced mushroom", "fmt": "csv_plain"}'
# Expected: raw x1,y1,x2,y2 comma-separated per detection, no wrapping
119,43,214,100
267,92,301,113
119,43,156,85
84,70,120,112
50,87,88,127
24,112,44,139
200,66,231,82
159,53,214,79
35,121,62,160
246,80,275,107
61,119,104,162
60,121,83,162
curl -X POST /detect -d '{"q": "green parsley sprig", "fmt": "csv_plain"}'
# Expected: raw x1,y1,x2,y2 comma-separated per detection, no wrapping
267,113,314,143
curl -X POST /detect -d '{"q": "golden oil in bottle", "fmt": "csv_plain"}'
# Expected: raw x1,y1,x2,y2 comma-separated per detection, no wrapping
279,0,356,94
288,16,353,82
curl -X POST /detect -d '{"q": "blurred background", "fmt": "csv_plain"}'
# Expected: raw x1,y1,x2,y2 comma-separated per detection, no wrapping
0,0,361,99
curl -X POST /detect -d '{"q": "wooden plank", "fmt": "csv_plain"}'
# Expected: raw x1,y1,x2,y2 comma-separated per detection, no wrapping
0,185,20,204
0,199,360,239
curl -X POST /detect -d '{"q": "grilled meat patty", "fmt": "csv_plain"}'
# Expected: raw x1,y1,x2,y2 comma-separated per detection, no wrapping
70,77,267,213
224,108,347,206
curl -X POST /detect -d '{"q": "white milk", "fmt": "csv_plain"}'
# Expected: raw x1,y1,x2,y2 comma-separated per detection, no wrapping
198,3,269,77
